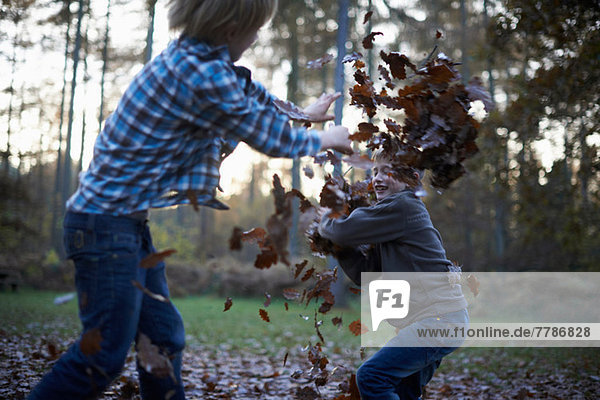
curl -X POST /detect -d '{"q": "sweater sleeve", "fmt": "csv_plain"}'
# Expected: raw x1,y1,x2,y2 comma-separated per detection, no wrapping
318,197,406,247
335,246,381,286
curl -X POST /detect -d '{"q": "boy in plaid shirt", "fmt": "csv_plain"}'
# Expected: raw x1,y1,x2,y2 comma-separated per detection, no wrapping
29,1,350,399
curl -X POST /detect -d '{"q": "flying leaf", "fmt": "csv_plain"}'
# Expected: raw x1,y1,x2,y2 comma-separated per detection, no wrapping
332,316,343,327
349,287,362,295
348,130,373,142
273,99,312,122
283,352,289,367
288,189,314,213
318,301,333,314
223,297,233,312
423,64,456,85
264,292,272,308
436,30,443,39
301,267,315,282
314,312,325,344
80,327,103,356
283,288,301,301
467,274,480,297
380,50,416,80
254,245,278,269
378,65,396,89
342,51,363,63
303,165,315,179
363,10,373,24
362,32,383,49
53,292,76,305
313,150,341,166
383,118,402,134
186,189,200,212
294,259,309,279
132,280,170,303
259,309,270,322
137,333,176,380
266,214,290,266
349,122,379,142
307,53,334,69
271,174,288,215
349,320,369,336
241,227,267,245
349,71,378,118
229,227,243,251
140,249,177,269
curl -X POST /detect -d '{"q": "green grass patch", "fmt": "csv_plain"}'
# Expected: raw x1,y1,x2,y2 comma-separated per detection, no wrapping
0,289,81,337
0,289,361,355
178,295,361,352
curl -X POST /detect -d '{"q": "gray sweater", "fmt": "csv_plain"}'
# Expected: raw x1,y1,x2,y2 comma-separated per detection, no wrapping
318,189,467,328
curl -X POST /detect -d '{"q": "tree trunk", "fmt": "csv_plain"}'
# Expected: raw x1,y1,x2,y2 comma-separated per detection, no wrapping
78,18,90,175
98,0,111,134
459,0,474,268
3,34,18,176
287,17,301,256
144,0,157,64
330,0,350,306
51,7,72,255
484,0,506,263
61,0,85,213
578,123,589,209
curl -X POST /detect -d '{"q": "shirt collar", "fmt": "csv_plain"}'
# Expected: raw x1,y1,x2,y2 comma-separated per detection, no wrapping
177,34,232,63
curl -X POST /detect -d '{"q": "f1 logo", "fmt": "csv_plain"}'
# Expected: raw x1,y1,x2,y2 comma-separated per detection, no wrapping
369,280,410,331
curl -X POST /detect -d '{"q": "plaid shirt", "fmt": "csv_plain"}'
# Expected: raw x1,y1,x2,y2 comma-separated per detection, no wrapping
67,36,321,215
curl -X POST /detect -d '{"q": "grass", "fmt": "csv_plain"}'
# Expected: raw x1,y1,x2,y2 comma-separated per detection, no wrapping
0,289,81,338
0,289,362,354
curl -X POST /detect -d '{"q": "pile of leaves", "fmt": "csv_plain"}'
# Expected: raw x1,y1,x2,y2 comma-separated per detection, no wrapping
5,331,600,399
346,46,492,189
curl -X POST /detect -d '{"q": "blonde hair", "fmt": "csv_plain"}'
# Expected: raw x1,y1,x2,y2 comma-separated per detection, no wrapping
168,0,278,42
371,147,388,164
371,148,423,187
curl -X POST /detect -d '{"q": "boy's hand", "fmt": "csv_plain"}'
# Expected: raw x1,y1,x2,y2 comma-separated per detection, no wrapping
319,125,353,155
303,92,341,122
317,206,332,220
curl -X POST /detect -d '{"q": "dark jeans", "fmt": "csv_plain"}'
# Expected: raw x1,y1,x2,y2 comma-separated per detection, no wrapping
28,212,186,400
357,309,469,400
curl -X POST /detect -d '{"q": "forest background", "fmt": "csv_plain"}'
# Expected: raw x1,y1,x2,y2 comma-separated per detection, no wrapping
1,0,599,297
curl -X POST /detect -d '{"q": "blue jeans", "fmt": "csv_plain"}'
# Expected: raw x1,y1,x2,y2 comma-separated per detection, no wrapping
357,309,469,400
28,212,186,400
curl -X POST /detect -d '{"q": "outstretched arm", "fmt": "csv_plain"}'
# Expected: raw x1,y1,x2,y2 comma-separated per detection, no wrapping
303,92,342,122
304,92,352,154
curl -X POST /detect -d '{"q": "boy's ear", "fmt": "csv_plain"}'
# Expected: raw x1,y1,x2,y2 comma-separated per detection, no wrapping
222,23,239,41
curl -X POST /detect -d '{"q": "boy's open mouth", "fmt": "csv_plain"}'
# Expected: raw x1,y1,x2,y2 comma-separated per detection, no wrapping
375,185,388,191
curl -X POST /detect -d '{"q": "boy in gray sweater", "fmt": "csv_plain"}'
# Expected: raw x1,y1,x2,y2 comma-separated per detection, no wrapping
318,150,468,400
